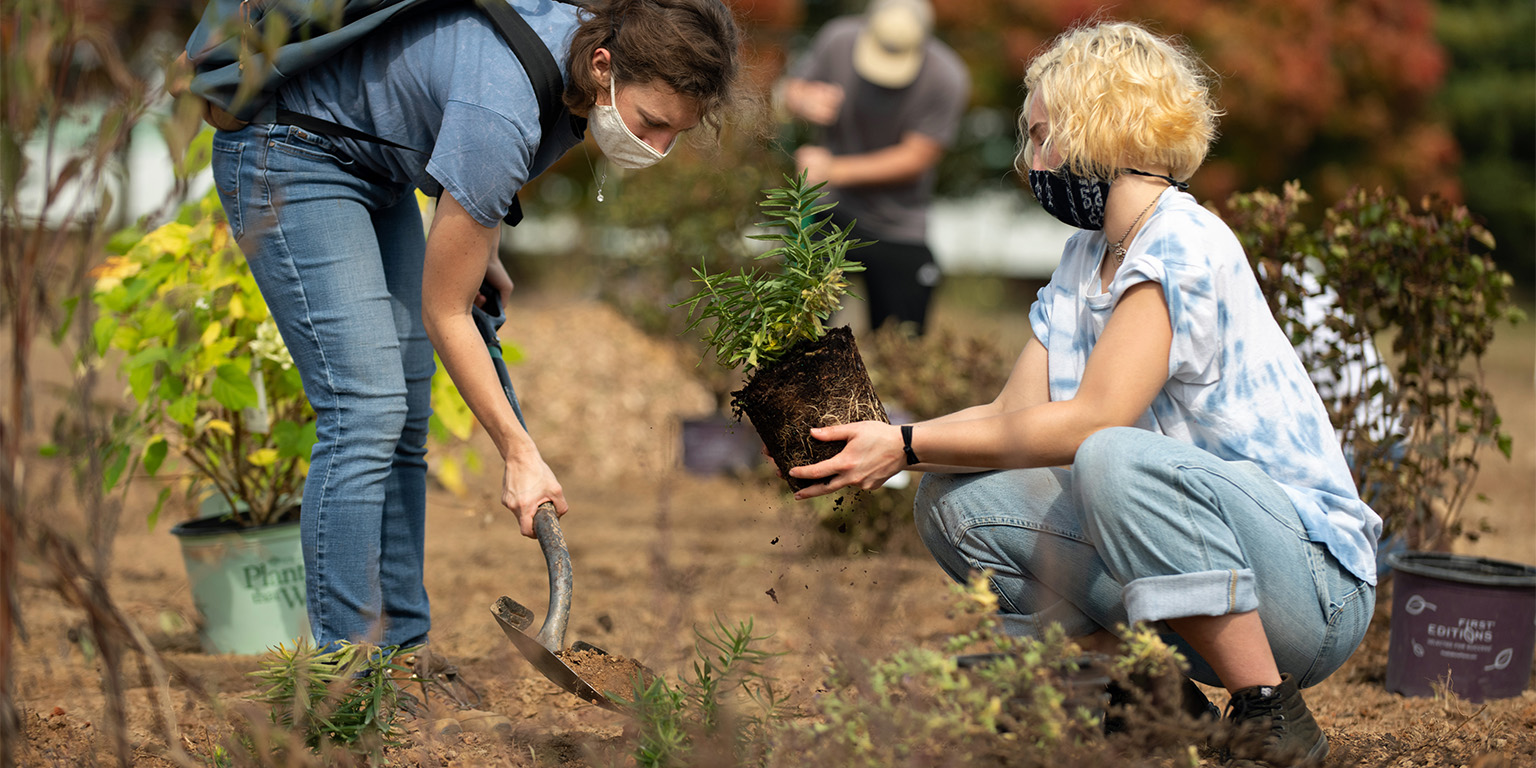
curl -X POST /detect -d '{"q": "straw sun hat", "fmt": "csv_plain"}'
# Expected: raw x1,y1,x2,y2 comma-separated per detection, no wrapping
851,0,934,89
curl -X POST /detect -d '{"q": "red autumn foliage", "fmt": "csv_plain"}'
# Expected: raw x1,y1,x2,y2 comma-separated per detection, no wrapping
772,0,1461,210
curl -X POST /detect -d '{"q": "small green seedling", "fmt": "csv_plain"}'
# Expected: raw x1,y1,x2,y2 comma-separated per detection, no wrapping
674,172,867,371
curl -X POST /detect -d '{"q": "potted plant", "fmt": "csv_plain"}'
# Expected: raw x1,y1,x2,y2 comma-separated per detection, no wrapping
90,189,315,654
675,173,888,491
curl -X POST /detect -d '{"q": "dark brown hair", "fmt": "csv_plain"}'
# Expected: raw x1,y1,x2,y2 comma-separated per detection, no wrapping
563,0,742,133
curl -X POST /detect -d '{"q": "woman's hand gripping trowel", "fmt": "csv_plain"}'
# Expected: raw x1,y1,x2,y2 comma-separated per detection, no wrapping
471,282,624,712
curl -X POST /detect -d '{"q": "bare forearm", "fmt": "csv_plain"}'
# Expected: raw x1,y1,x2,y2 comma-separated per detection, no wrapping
827,142,936,187
425,310,534,461
905,340,1045,469
908,401,1105,471
420,194,533,462
917,401,999,428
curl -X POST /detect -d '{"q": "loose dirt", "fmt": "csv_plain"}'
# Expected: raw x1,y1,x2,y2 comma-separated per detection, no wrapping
555,647,654,701
9,290,1536,767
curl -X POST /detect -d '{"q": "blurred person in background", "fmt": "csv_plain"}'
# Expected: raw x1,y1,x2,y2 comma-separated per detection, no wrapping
778,0,969,336
788,21,1380,767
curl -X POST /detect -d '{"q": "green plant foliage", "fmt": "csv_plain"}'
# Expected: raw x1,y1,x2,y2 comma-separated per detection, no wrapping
423,346,496,498
674,172,867,371
603,579,1222,767
1436,0,1536,292
769,575,1204,768
87,187,493,525
1225,182,1525,550
246,640,412,763
616,617,789,768
89,189,314,528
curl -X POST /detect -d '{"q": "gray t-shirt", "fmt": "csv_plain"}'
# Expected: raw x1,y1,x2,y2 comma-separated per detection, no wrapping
277,0,585,228
790,16,969,244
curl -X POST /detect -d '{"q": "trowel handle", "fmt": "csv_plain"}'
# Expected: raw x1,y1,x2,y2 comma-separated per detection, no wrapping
532,502,572,654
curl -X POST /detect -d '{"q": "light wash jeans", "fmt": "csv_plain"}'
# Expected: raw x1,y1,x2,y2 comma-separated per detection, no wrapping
915,427,1374,688
211,122,434,649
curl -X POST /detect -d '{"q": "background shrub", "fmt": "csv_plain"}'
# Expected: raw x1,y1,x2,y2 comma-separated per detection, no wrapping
1226,182,1524,550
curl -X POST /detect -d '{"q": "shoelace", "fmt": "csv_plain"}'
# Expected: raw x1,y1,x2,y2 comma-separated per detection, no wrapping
1225,690,1287,741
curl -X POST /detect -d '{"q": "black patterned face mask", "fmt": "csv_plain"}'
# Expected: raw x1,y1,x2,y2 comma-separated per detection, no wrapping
1028,168,1110,230
1028,168,1190,230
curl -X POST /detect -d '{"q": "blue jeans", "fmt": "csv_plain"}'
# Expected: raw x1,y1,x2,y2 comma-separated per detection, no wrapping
915,427,1374,688
212,122,434,649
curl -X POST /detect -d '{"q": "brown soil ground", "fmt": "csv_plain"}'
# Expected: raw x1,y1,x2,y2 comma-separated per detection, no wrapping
9,285,1536,767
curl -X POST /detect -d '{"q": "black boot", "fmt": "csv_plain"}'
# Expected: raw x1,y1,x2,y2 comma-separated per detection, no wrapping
1221,673,1327,767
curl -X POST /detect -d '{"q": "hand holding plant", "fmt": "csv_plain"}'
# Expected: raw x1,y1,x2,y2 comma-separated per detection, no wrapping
673,172,889,492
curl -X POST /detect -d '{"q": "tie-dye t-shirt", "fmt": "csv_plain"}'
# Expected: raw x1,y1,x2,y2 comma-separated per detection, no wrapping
1029,187,1383,585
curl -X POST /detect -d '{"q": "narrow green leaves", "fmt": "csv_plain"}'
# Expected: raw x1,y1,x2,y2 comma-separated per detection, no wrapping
674,172,867,371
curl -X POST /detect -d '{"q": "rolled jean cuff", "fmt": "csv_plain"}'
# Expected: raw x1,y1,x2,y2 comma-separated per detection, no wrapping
1123,569,1258,624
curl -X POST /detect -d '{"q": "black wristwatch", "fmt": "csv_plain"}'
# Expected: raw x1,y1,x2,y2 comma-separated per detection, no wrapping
901,424,920,465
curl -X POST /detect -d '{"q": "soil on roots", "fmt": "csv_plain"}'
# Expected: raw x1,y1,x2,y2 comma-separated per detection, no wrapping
734,326,888,491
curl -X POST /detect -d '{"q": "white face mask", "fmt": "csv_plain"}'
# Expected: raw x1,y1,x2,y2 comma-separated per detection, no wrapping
590,74,673,169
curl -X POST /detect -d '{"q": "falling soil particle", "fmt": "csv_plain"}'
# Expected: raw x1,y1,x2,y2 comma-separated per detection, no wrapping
555,647,655,700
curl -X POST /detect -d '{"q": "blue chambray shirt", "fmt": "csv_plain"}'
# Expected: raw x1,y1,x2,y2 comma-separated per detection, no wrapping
277,0,586,228
1029,188,1383,585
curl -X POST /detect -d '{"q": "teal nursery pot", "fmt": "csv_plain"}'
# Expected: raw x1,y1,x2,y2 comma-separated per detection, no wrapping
170,514,312,655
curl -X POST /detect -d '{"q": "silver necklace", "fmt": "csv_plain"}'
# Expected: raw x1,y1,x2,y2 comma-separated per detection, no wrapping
1110,194,1160,265
582,145,607,202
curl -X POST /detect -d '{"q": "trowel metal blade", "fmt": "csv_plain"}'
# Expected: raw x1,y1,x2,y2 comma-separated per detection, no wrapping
570,640,610,655
492,597,618,711
498,596,536,633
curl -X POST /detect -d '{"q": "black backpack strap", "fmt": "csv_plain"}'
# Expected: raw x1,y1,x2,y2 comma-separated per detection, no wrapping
473,0,564,141
276,108,421,153
277,104,528,225
275,0,569,227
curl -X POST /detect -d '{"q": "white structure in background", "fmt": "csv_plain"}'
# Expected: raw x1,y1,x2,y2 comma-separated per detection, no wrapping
12,104,214,228
929,188,1073,279
36,103,1065,279
508,185,1073,281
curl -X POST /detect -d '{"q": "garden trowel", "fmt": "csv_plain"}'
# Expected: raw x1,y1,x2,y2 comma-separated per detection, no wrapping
471,282,624,712
490,503,622,711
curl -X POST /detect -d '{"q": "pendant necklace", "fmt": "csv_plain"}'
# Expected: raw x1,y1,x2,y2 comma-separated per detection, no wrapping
1110,193,1161,266
583,145,607,202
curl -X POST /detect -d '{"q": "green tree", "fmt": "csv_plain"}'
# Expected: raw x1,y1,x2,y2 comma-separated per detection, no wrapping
1435,0,1535,295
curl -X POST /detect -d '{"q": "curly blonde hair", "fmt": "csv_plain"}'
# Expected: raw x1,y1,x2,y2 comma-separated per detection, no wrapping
1015,22,1221,182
